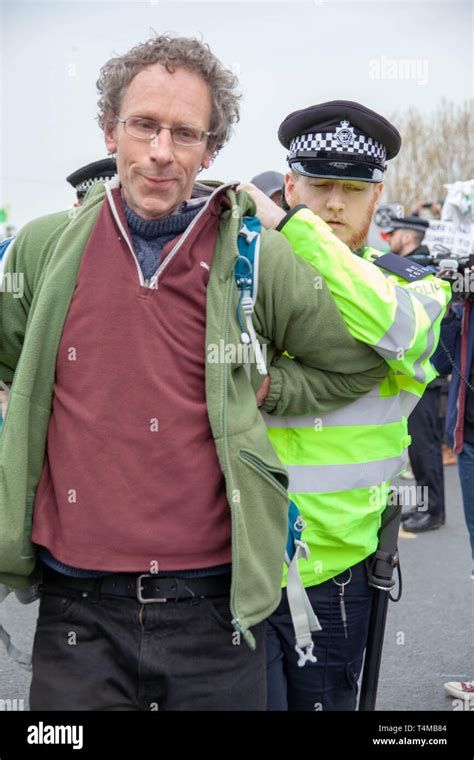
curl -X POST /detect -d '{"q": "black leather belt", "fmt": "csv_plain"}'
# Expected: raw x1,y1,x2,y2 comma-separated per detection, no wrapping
40,566,232,604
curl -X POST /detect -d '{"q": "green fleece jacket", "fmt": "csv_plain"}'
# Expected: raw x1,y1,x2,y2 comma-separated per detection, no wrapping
0,179,388,649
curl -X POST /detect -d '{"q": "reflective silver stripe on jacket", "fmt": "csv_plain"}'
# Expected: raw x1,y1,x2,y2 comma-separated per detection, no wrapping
375,287,416,360
409,291,443,384
374,283,443,383
263,387,402,429
287,454,407,494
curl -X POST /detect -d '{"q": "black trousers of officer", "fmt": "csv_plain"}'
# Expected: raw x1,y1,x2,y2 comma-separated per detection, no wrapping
408,385,445,519
266,560,372,711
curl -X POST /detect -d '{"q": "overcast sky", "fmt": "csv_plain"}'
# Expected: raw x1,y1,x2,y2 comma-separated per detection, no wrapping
1,0,472,229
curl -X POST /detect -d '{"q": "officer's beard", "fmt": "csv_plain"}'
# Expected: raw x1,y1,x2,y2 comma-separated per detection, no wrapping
346,194,379,252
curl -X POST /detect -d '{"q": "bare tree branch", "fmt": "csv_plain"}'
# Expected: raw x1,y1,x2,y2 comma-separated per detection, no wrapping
383,99,474,213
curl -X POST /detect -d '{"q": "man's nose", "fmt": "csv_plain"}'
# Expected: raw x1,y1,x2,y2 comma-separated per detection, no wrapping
149,128,175,163
326,187,345,212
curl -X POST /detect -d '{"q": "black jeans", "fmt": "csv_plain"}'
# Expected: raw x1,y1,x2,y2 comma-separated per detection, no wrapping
408,385,445,518
265,560,372,711
29,571,266,711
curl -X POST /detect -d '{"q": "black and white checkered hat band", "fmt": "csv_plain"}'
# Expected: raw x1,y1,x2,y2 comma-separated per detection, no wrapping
289,132,386,162
76,176,115,193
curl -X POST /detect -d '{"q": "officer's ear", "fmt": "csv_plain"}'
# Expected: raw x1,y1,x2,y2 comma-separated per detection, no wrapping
374,181,384,205
284,171,298,209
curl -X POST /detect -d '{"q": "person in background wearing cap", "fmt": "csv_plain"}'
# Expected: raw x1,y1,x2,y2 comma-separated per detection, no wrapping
386,215,447,532
66,157,117,206
250,171,285,207
1,158,117,280
240,100,451,711
385,214,430,262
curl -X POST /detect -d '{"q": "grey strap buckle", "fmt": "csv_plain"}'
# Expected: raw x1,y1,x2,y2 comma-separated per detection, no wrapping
136,574,167,603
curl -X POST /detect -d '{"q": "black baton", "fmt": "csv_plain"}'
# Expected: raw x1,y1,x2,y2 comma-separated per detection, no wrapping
359,498,403,711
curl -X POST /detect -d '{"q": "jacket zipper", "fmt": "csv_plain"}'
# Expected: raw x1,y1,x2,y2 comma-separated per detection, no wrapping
239,450,288,495
106,182,244,635
222,269,241,634
105,183,233,289
106,179,243,631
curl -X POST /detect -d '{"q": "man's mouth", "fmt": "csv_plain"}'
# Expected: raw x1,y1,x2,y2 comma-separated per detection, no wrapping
142,175,176,187
327,219,345,226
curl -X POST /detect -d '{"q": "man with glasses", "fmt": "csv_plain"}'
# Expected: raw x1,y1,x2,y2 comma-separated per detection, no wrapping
0,39,388,711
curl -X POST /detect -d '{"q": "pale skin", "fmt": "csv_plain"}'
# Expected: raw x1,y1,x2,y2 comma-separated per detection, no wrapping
0,384,10,419
104,62,214,221
238,173,383,251
388,228,421,257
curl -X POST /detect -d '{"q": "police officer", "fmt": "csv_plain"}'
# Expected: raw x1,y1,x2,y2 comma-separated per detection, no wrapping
385,214,430,261
66,157,117,206
240,100,450,710
386,215,446,531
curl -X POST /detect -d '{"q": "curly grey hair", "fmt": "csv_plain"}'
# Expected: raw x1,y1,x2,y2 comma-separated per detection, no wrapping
96,34,241,155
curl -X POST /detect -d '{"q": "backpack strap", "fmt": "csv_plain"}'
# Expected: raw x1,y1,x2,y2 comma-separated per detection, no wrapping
235,221,320,664
0,236,15,275
234,218,267,375
238,218,260,302
286,500,321,666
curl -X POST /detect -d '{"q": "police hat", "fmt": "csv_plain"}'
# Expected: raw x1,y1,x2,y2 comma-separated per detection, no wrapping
278,100,401,183
66,158,117,197
385,214,429,234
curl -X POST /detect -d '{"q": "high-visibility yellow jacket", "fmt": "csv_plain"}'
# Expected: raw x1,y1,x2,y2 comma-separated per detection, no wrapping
264,206,452,587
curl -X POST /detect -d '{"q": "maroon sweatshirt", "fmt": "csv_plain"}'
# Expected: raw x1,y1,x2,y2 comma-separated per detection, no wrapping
32,187,232,572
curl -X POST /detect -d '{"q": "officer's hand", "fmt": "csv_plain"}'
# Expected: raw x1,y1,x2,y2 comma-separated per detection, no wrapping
255,375,271,407
0,389,8,421
237,183,286,230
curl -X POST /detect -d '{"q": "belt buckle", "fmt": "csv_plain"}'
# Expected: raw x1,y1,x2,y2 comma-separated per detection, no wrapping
136,574,167,604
